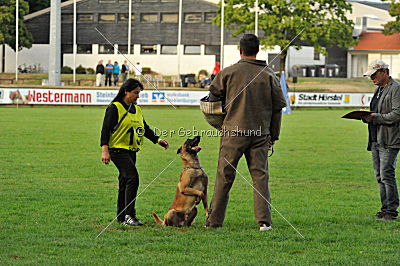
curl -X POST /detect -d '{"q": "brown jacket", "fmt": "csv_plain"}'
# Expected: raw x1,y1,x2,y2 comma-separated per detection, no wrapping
209,58,286,139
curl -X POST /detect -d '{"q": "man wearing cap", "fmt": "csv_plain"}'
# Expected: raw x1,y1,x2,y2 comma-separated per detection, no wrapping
362,60,400,221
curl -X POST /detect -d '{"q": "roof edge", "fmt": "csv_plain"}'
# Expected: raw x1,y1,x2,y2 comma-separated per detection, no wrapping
349,49,400,52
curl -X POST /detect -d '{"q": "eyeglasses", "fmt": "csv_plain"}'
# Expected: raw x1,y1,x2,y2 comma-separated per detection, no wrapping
371,70,383,80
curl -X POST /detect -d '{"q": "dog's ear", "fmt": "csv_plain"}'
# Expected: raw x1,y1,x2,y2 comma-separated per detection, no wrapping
176,147,182,154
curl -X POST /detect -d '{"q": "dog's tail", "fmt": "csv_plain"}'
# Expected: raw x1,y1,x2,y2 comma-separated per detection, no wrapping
152,212,164,225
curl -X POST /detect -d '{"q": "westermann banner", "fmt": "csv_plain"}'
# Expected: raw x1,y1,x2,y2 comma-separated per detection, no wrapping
0,88,373,107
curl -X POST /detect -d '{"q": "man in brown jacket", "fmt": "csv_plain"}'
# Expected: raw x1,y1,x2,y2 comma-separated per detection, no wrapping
362,60,400,221
205,34,287,231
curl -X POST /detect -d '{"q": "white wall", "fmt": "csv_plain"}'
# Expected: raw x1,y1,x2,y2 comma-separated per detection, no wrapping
5,44,50,73
222,45,281,69
5,43,326,76
351,53,368,77
348,52,400,78
287,46,326,73
222,45,240,68
348,2,394,30
63,53,216,75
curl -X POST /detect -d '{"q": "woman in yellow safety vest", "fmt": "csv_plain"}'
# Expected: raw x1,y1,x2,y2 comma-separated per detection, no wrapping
100,79,169,226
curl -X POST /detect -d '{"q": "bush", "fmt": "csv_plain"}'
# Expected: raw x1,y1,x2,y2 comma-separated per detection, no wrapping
76,65,86,74
61,66,73,74
142,67,151,74
198,69,208,76
86,67,95,74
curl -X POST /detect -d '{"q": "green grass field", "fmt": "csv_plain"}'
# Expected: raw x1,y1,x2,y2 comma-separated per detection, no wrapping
1,106,399,264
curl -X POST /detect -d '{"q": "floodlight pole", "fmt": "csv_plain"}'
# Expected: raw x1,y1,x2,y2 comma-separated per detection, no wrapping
177,0,183,76
255,0,258,36
73,0,77,84
128,0,132,54
48,0,61,86
15,0,19,81
220,0,224,69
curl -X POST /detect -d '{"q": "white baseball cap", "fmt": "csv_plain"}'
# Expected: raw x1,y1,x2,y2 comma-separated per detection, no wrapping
363,59,389,77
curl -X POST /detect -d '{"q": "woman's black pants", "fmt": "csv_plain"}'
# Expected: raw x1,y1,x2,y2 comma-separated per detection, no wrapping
110,149,139,222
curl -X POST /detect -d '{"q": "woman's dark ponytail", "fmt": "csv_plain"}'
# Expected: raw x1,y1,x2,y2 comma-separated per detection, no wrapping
111,79,144,103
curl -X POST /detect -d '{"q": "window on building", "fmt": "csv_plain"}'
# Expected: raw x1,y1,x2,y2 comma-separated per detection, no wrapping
161,13,178,23
77,44,92,54
119,0,129,2
205,12,216,23
141,0,159,2
118,13,135,22
184,45,201,55
62,14,73,23
314,51,320,60
99,14,116,23
62,44,73,53
118,45,135,54
161,0,177,2
205,45,220,55
184,13,202,23
161,45,177,54
141,13,158,23
99,44,114,54
141,45,157,54
77,14,94,22
99,0,116,3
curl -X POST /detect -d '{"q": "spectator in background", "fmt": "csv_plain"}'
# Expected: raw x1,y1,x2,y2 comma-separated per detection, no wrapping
198,72,208,88
211,61,220,81
121,60,129,83
95,60,105,87
134,62,142,80
105,60,113,86
113,61,120,86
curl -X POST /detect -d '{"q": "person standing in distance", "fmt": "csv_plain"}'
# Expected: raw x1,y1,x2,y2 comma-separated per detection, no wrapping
134,62,142,81
205,34,286,231
113,61,120,86
100,79,169,226
95,60,105,87
121,60,130,83
105,60,113,86
362,60,400,221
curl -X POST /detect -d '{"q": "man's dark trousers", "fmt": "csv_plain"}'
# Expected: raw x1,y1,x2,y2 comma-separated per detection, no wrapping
207,134,272,227
371,142,399,216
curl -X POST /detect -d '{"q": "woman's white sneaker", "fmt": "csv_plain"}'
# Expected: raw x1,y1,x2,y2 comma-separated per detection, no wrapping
259,224,272,232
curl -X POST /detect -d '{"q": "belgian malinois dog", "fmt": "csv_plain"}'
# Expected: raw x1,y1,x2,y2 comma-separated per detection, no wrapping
152,136,208,227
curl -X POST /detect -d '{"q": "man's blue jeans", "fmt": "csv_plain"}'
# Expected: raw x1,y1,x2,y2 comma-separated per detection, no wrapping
371,142,399,216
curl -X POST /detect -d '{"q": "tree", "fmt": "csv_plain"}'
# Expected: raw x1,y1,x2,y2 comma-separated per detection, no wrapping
0,0,33,51
215,0,356,73
382,0,400,35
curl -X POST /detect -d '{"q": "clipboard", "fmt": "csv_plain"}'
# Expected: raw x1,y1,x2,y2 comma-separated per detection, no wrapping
342,110,372,120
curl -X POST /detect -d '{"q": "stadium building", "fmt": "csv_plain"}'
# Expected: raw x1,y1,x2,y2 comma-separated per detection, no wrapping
0,0,398,78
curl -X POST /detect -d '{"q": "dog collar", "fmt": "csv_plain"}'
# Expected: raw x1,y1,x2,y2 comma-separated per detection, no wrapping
183,167,202,170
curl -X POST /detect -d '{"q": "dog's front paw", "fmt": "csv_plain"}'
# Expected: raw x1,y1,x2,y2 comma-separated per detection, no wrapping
195,196,201,204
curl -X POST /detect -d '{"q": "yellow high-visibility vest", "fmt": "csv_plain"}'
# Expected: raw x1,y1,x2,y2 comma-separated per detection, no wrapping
109,102,144,151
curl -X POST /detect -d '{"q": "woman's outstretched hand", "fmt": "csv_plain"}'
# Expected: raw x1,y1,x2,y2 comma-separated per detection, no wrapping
158,139,169,150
